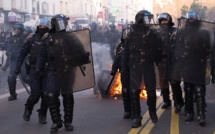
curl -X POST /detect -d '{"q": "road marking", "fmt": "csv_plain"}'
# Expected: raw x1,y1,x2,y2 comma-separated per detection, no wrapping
0,88,26,100
139,103,165,134
170,108,179,134
128,96,164,134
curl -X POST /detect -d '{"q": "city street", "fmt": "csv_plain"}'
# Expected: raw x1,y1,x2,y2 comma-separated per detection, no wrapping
1,69,215,134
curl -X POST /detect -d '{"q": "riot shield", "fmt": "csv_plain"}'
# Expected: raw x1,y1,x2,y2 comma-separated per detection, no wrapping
128,24,168,90
52,29,95,93
170,19,215,85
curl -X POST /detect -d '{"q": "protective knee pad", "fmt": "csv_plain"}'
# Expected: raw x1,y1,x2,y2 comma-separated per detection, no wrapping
184,83,194,113
7,74,16,83
122,88,130,98
62,93,74,123
26,94,40,110
147,90,156,111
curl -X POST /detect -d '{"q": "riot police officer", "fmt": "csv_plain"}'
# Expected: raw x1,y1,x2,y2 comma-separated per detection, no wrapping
104,24,121,60
6,23,26,101
14,19,51,124
35,14,74,133
90,22,104,43
1,32,12,70
171,11,212,125
157,13,184,112
122,10,162,128
24,26,33,36
111,29,131,119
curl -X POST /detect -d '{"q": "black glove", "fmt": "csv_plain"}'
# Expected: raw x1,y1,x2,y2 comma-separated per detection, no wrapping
120,67,127,74
33,69,40,80
110,71,116,76
14,66,21,75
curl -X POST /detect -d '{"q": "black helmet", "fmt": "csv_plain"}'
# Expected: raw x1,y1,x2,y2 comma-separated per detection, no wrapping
157,13,174,26
135,10,154,24
51,14,69,32
109,24,116,29
90,22,97,28
13,23,24,32
24,26,32,34
186,11,199,20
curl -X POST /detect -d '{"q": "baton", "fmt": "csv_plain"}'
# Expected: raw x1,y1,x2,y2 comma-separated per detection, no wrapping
105,73,116,95
79,66,86,76
18,74,30,95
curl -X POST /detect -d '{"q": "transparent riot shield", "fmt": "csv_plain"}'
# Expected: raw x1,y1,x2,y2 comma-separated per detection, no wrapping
52,29,95,93
170,19,215,85
128,24,168,90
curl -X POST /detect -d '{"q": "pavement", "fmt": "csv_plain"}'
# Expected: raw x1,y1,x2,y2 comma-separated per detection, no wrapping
0,69,215,134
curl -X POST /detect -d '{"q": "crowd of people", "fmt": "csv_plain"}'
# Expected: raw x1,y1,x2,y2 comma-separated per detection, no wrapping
110,10,214,128
0,9,214,133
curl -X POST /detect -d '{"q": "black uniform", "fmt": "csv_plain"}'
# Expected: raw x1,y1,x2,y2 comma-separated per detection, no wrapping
104,27,121,59
15,31,49,124
90,23,104,43
36,14,75,133
1,33,12,70
6,24,26,101
121,10,162,128
170,12,213,125
111,38,131,119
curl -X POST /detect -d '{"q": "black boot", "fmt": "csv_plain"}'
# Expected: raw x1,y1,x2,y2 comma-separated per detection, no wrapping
174,102,185,113
147,90,158,123
23,94,40,121
184,83,194,122
47,92,62,133
62,94,74,131
161,88,171,109
185,113,194,122
8,82,17,101
122,88,132,119
171,80,184,113
130,90,142,128
195,86,206,126
37,93,48,124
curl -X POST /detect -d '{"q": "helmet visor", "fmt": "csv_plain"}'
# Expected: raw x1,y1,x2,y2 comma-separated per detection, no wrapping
55,18,68,31
13,24,24,30
158,14,171,22
144,15,155,24
37,19,51,29
187,12,199,20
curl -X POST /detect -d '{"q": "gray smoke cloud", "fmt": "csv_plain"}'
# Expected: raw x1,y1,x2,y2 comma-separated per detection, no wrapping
91,42,113,80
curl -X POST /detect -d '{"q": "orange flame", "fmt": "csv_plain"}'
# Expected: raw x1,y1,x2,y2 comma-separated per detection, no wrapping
109,73,122,98
139,90,147,98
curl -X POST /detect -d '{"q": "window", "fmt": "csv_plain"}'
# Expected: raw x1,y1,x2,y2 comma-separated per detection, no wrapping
37,1,40,14
42,2,48,14
32,0,36,13
60,1,63,13
25,0,27,10
53,4,55,15
11,0,16,9
85,3,87,13
65,2,68,14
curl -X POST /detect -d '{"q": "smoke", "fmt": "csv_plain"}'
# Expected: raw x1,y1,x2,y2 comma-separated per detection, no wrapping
91,42,113,80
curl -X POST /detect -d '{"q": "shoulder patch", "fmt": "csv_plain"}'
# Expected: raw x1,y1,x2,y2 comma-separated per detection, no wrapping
42,33,49,41
24,33,35,44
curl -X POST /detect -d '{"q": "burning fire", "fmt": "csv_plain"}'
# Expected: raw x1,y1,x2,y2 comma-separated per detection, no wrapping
109,73,148,99
140,90,148,98
109,73,122,97
104,64,159,99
